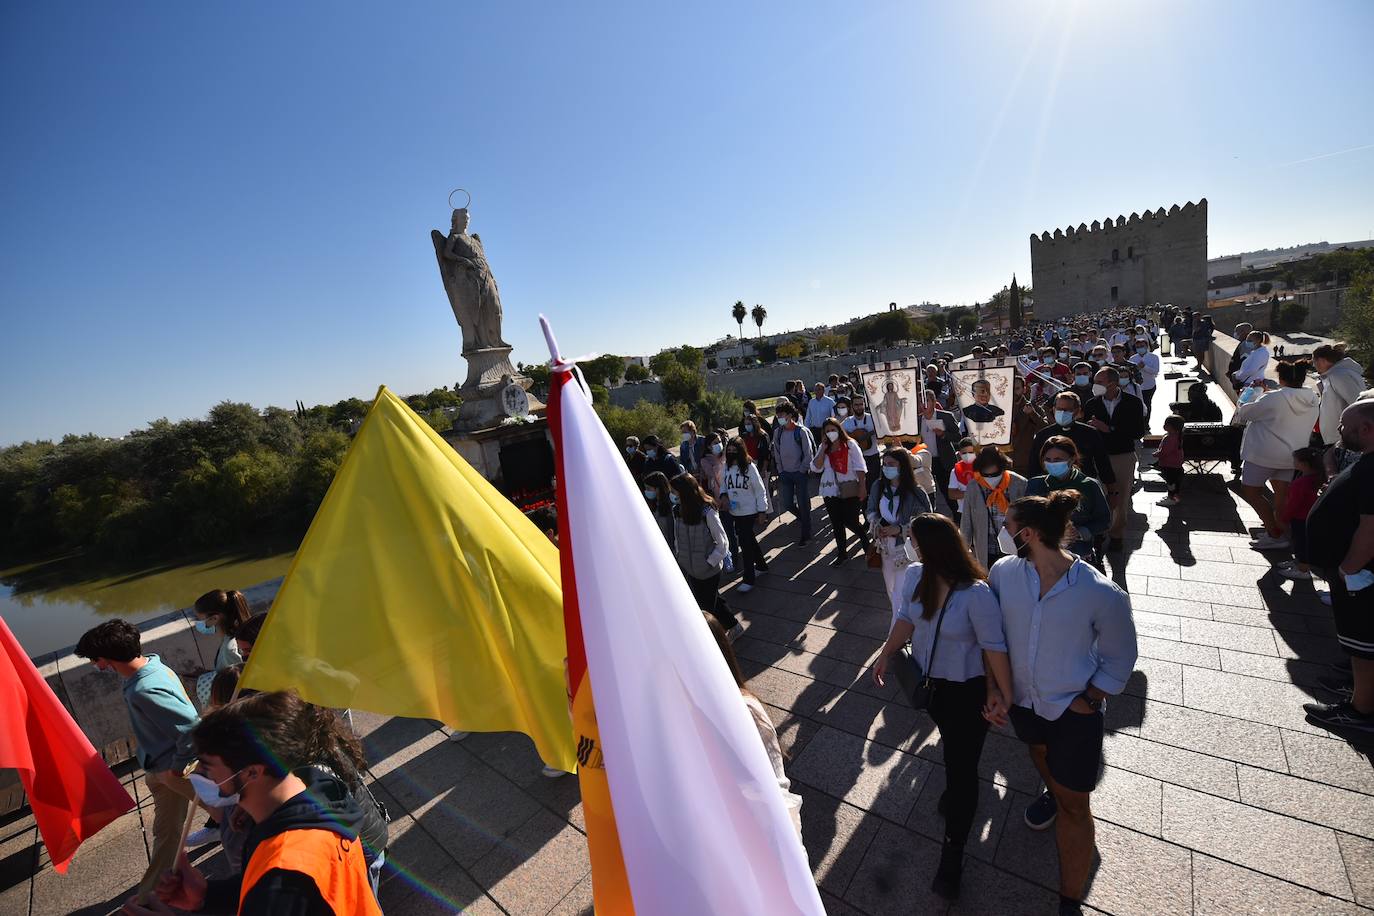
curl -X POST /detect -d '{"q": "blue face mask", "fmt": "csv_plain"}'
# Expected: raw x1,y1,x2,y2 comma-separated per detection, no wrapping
645,448,657,459
1054,410,1075,427
669,493,680,506
1136,346,1148,355
1074,375,1090,386
1045,460,1072,478
882,465,900,480
1242,341,1255,352
625,445,636,455
194,619,217,635
643,488,657,501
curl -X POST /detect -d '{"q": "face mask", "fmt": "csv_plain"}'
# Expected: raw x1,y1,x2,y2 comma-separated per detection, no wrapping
644,488,657,501
1059,351,1070,360
996,525,1021,557
959,453,975,464
1237,386,1258,404
837,407,849,417
194,619,217,635
1045,460,1071,478
1092,384,1108,397
882,465,900,480
826,430,840,442
784,417,797,428
669,493,680,506
1344,569,1374,592
1074,375,1090,386
625,445,636,455
188,771,241,808
681,433,692,443
743,424,754,433
1136,346,1147,355
904,538,920,563
1054,409,1075,427
1041,357,1054,366
980,472,1003,486
710,442,723,455
1243,341,1255,351
645,449,657,459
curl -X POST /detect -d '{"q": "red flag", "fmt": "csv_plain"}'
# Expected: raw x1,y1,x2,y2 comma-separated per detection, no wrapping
0,617,135,873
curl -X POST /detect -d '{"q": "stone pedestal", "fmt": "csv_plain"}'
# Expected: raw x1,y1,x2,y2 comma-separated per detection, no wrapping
456,347,543,431
441,418,554,501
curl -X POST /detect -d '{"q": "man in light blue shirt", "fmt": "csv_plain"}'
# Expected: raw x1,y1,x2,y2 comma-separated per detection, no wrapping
989,493,1137,916
804,382,836,442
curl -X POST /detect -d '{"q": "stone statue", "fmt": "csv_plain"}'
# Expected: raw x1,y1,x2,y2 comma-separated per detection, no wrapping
431,207,510,352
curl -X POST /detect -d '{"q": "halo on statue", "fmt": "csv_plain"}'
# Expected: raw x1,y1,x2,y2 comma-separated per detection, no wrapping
448,188,472,211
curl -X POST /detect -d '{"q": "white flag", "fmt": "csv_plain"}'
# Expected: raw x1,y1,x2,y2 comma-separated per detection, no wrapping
545,319,825,916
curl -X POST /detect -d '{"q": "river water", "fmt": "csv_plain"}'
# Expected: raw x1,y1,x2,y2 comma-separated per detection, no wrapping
0,551,295,658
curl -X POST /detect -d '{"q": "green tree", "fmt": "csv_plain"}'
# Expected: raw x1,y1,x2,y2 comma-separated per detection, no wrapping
1277,301,1309,332
675,345,703,371
580,353,625,388
594,399,681,448
731,300,747,364
1338,269,1374,366
911,319,939,343
816,332,847,353
957,314,979,335
751,304,767,339
928,311,948,334
1009,275,1023,329
518,361,550,397
777,340,804,360
693,389,744,433
624,362,650,382
1258,281,1273,295
422,408,453,433
850,311,913,347
660,365,704,405
649,352,678,376
755,341,778,363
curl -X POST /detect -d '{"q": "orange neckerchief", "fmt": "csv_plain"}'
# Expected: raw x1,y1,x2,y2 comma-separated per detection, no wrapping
975,471,1012,513
953,461,978,485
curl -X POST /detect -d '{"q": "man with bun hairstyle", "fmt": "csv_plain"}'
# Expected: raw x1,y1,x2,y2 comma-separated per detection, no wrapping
989,492,1138,916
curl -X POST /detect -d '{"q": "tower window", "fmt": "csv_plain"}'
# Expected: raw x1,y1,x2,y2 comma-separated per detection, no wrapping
1128,246,1134,259
1112,249,1119,262
1110,286,1119,301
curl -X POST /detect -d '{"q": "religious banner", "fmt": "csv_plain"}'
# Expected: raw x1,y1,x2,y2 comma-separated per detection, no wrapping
950,365,1014,446
859,365,922,439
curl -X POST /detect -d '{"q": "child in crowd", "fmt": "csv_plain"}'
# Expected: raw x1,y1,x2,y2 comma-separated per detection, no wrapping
1277,447,1326,582
1154,415,1186,507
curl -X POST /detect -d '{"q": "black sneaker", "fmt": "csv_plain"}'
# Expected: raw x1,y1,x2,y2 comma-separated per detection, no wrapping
1317,674,1355,696
1024,790,1057,830
798,536,810,547
1304,701,1374,733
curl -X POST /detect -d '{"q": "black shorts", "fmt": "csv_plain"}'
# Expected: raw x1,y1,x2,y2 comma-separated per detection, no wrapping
1009,703,1104,793
1324,570,1374,660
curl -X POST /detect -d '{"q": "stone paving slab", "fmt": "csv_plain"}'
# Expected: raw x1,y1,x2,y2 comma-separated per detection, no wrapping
7,441,1374,914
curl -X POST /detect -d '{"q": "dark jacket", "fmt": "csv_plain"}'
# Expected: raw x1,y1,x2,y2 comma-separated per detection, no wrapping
1028,421,1117,486
626,449,647,486
678,436,707,475
202,767,370,916
1082,393,1147,455
923,409,962,469
1026,469,1111,541
644,450,684,480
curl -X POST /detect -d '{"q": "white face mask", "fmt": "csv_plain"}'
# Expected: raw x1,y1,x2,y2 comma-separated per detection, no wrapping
836,406,849,417
188,770,242,808
959,453,975,464
904,538,920,562
996,525,1020,556
710,442,723,455
826,430,840,442
1092,383,1108,397
981,473,1003,487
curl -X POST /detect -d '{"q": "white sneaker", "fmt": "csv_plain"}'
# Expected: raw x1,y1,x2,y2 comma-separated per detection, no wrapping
448,730,471,742
736,583,754,593
185,826,218,848
541,766,570,778
1249,534,1290,550
1277,566,1312,581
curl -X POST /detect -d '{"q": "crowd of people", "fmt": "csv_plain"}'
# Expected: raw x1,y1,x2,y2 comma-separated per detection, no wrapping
65,302,1374,916
613,302,1374,912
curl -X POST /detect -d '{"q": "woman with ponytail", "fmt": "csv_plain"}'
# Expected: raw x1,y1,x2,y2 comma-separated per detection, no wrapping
989,491,1138,914
188,589,254,709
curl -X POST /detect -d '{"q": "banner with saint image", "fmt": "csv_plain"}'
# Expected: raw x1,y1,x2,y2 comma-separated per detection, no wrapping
859,365,922,439
950,365,1014,446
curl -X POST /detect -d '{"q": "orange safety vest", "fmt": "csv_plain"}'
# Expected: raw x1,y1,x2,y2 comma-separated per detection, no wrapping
239,828,380,916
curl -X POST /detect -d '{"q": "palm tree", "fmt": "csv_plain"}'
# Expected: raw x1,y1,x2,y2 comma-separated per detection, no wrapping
751,303,767,340
732,300,747,365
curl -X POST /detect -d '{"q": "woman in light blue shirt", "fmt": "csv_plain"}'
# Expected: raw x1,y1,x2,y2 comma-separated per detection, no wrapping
872,513,1013,902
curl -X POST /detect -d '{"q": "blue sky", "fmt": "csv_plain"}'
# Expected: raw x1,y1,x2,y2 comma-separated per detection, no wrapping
2,0,1371,445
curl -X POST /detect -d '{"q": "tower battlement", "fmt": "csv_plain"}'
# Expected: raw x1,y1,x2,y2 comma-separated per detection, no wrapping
1030,199,1206,249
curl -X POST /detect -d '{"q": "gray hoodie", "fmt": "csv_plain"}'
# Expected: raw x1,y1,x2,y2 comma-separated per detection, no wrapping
1318,357,1366,445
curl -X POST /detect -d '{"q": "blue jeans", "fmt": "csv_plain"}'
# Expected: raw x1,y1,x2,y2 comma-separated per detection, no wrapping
776,471,811,539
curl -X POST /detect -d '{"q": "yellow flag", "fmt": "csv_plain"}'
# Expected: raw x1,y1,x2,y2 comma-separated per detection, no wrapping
240,386,575,773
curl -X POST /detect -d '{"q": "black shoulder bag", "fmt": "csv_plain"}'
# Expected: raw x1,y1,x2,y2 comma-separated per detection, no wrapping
892,583,953,710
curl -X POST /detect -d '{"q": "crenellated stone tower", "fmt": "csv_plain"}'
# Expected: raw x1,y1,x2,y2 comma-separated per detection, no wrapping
1029,200,1207,321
